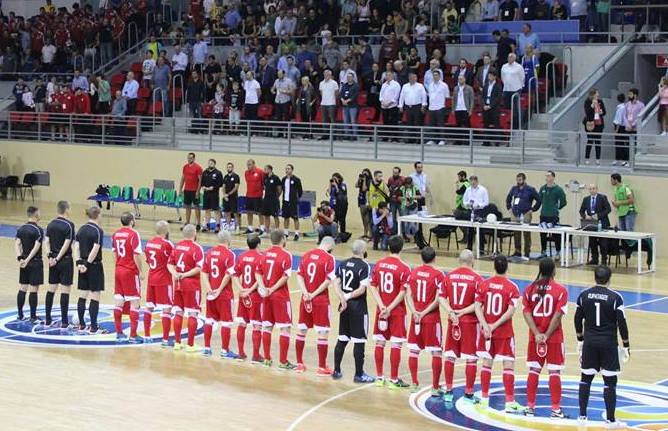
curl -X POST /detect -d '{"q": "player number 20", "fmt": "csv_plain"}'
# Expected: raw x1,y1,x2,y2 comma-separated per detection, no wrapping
485,291,504,316
531,293,554,317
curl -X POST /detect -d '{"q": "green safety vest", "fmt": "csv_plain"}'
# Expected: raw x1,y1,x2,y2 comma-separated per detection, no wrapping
614,183,636,217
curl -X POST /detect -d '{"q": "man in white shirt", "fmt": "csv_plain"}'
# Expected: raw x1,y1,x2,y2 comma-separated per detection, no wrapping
318,69,339,140
423,59,443,91
121,71,139,115
426,70,450,146
453,74,474,136
500,53,525,128
379,70,401,141
410,161,432,214
243,71,261,122
171,44,189,86
338,60,357,85
612,93,627,166
41,40,57,71
398,73,427,143
192,33,208,73
462,175,489,252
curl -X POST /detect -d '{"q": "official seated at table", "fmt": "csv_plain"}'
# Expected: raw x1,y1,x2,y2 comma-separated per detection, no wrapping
463,175,488,253
578,184,611,265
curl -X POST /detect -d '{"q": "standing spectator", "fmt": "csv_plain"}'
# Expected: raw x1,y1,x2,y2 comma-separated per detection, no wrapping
505,172,541,259
142,51,156,88
379,70,401,141
475,54,494,89
612,93,626,166
121,72,139,115
41,38,57,72
518,23,541,54
171,44,189,86
423,59,444,90
623,88,644,167
192,34,208,74
482,70,503,145
501,53,525,127
111,90,127,143
227,82,243,134
243,71,261,124
454,58,474,86
453,74,474,140
482,0,500,21
257,56,276,103
318,69,339,139
551,0,568,19
96,75,111,114
425,70,449,146
493,30,514,69
610,173,636,232
272,69,295,125
538,170,567,259
425,31,446,60
211,84,226,134
378,33,399,66
521,44,540,92
410,161,432,214
295,76,317,138
355,169,373,239
71,70,89,93
534,0,550,20
399,176,420,240
13,78,26,111
241,46,257,73
340,72,360,140
187,70,206,131
499,0,520,21
328,173,349,236
339,59,358,85
144,34,162,62
364,62,383,122
99,19,114,67
34,78,47,112
372,201,393,251
285,56,301,85
398,72,427,143
154,57,172,116
200,159,223,233
463,175,489,253
583,89,606,165
658,77,668,136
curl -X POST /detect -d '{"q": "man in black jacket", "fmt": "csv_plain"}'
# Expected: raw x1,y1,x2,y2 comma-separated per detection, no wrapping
482,69,503,146
579,184,612,265
187,70,206,133
201,159,224,232
281,164,303,241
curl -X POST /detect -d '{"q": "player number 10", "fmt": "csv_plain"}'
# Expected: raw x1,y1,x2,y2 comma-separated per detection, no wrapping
485,291,503,316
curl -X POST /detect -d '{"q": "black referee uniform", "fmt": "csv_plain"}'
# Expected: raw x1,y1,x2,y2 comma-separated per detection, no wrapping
281,174,303,219
575,284,630,424
201,166,223,212
334,256,371,380
222,171,240,215
75,221,104,332
46,216,76,326
16,222,44,321
261,173,282,217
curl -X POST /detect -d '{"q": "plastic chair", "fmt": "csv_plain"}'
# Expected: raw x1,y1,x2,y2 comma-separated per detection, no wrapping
152,188,166,205
120,186,134,202
163,189,177,206
136,187,151,203
297,201,312,219
19,173,38,202
109,185,122,200
238,196,247,213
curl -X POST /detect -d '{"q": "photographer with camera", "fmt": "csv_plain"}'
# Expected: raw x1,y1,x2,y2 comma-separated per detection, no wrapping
355,169,373,240
387,167,405,234
327,173,349,236
372,201,394,251
314,200,338,244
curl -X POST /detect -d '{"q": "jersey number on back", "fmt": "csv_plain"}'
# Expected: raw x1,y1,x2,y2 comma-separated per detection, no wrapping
451,282,468,306
415,279,427,303
115,239,126,257
306,262,318,284
485,291,503,316
531,293,554,317
147,250,157,269
243,265,253,286
379,271,394,294
341,269,354,292
176,253,186,272
209,258,219,278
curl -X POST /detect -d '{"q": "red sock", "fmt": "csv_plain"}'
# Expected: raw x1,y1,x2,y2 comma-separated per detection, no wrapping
113,306,123,334
187,316,197,346
481,365,492,398
143,309,152,337
374,343,385,378
444,357,456,391
295,334,306,364
173,314,183,343
408,350,419,385
549,370,562,411
252,328,262,358
390,345,402,381
221,326,231,351
503,368,515,402
279,333,290,364
204,323,213,348
262,329,272,360
431,354,442,390
129,308,139,338
465,360,478,395
236,325,246,356
526,367,541,408
161,313,171,341
317,338,328,369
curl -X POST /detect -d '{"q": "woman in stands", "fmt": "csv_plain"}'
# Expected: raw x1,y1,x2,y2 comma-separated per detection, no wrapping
582,89,606,166
658,76,668,136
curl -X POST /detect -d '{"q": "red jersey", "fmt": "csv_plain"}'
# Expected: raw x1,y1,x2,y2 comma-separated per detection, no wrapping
168,239,204,290
408,265,445,323
234,249,262,290
244,167,265,198
182,162,203,192
202,245,236,299
475,275,520,339
144,236,173,286
522,279,568,343
74,92,91,114
111,227,142,273
257,246,292,299
297,248,336,304
371,255,411,315
442,266,485,324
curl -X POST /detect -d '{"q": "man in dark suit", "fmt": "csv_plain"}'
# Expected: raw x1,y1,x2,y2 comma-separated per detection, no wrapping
579,184,612,265
482,69,503,146
453,58,474,87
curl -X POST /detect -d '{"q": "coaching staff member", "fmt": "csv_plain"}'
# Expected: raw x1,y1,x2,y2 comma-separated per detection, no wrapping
579,184,611,265
575,266,630,429
261,164,282,234
75,206,106,334
179,152,203,231
201,158,223,233
222,162,241,232
15,206,44,323
45,200,76,328
244,159,265,234
332,239,375,383
281,164,303,241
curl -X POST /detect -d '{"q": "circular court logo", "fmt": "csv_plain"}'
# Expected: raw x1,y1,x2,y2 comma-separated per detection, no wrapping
0,306,204,348
410,377,668,430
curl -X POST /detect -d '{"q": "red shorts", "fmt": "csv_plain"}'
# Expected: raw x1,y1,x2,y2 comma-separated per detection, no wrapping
298,300,330,331
477,336,515,361
444,321,480,360
407,320,442,352
236,292,262,325
261,295,292,328
526,340,565,370
114,267,141,300
146,284,173,308
173,288,201,313
373,311,407,343
206,295,234,326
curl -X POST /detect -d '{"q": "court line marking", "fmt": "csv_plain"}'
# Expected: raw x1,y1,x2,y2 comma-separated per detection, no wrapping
625,296,668,309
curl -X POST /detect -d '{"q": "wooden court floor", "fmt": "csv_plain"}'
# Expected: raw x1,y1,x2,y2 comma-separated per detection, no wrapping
1,200,667,431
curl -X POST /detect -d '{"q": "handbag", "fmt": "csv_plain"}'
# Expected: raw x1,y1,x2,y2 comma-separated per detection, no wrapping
585,120,595,132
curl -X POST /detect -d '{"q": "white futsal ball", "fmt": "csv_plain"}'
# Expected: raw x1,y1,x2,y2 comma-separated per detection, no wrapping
486,213,498,223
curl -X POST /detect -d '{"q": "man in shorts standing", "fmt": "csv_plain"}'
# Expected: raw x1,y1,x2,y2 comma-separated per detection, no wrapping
75,206,106,334
15,206,44,324
281,164,303,241
233,233,263,362
261,164,282,235
144,220,174,346
45,201,76,328
200,158,223,233
179,152,203,231
244,159,265,234
222,162,241,232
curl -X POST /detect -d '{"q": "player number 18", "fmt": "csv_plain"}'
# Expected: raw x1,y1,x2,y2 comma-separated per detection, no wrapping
379,271,394,294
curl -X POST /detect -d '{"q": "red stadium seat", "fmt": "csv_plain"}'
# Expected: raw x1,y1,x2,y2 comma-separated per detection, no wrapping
135,99,148,115
336,107,343,122
138,87,151,99
470,111,483,129
201,103,214,118
148,102,163,117
22,112,37,124
38,112,49,123
9,112,22,125
131,62,143,75
356,91,368,107
258,104,273,119
111,73,125,87
358,107,376,124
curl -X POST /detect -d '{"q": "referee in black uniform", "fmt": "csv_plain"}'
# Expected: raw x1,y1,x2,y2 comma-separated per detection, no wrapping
222,162,240,231
15,206,44,323
75,206,107,334
281,164,303,241
575,265,630,429
332,240,375,383
260,164,282,234
201,159,223,233
45,200,76,328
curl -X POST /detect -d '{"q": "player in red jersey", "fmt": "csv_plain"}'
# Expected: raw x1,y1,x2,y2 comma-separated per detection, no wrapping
233,234,263,363
440,249,485,404
167,224,204,353
406,247,445,395
522,258,569,418
369,235,412,389
295,236,337,375
143,220,174,346
474,255,522,412
255,230,296,370
111,212,144,343
201,231,238,358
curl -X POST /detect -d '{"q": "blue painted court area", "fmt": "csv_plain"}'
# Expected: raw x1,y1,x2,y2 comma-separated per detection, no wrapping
2,223,667,315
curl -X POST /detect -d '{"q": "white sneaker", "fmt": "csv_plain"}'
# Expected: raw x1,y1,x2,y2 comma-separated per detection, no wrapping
584,160,590,165
438,140,446,146
661,131,667,136
595,160,600,166
425,140,435,146
605,420,627,429
612,160,618,166
577,416,587,425
622,162,629,167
